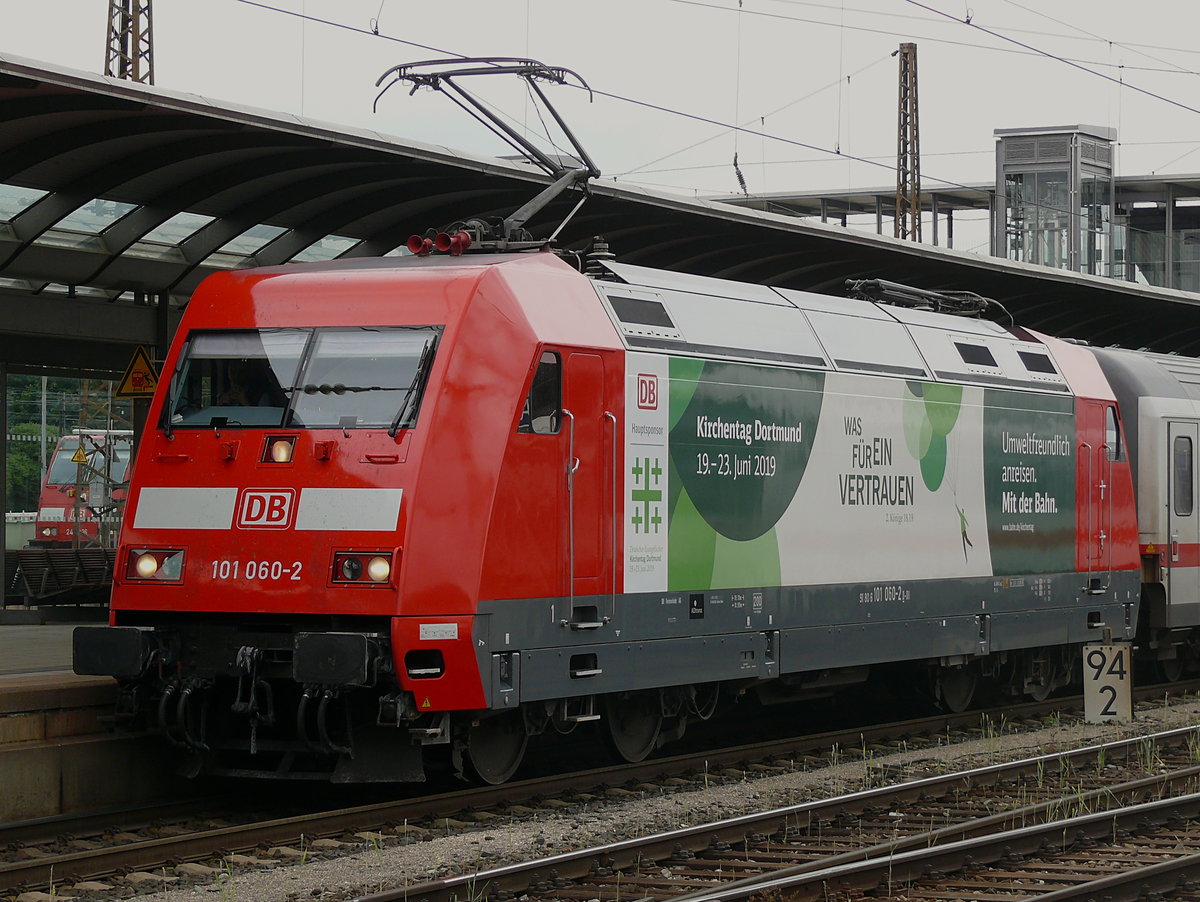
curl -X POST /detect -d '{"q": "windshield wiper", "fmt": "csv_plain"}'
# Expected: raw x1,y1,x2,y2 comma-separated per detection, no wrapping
162,352,191,441
299,383,407,395
389,336,438,437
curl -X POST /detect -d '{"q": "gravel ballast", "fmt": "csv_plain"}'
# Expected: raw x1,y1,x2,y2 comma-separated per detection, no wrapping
120,696,1200,902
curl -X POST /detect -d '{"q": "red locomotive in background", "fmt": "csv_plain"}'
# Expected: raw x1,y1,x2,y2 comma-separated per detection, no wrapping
72,242,1199,783
31,432,131,548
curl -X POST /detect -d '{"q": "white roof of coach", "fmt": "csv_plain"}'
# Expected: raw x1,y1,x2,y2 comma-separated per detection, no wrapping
596,261,1069,393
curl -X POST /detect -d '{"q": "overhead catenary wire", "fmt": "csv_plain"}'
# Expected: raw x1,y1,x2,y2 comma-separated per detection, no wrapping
618,54,893,177
369,0,386,35
732,0,747,194
583,84,990,197
1151,145,1200,175
835,0,845,155
524,79,572,164
662,0,1200,76
765,0,1200,66
235,0,1200,175
632,148,992,178
232,0,1188,228
234,0,964,191
997,0,1200,78
901,0,1200,118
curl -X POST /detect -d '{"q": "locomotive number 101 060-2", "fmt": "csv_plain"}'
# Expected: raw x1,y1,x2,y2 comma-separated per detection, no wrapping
209,559,303,581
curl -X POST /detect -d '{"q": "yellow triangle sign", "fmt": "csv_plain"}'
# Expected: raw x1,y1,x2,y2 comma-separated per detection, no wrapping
71,447,88,464
116,345,160,398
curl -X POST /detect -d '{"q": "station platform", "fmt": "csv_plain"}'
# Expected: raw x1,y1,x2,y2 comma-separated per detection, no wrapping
0,621,115,749
0,621,79,676
0,621,184,822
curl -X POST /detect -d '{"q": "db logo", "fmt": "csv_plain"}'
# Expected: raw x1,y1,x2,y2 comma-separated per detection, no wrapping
237,489,296,529
637,374,658,410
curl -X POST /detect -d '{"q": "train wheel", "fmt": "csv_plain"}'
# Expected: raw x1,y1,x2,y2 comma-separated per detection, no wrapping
1159,653,1186,683
687,682,721,721
1023,648,1058,701
603,690,663,763
938,666,976,713
466,710,528,785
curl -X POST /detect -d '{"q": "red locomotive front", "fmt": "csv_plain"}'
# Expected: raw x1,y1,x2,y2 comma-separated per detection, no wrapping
74,251,623,781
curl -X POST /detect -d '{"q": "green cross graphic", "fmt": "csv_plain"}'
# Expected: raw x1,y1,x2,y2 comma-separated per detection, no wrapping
631,456,663,534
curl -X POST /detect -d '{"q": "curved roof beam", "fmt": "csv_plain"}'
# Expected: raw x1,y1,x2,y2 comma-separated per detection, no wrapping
0,115,209,184
166,172,525,291
83,159,418,285
0,143,380,278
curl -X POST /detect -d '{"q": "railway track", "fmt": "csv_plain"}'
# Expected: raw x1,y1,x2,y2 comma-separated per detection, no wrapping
3,681,1199,898
357,725,1200,901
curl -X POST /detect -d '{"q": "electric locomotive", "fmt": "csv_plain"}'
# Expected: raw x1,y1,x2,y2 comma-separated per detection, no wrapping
75,245,1148,783
31,431,131,547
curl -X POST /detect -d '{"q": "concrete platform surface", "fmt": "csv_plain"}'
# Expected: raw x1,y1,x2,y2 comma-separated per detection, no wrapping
0,624,186,822
0,623,77,676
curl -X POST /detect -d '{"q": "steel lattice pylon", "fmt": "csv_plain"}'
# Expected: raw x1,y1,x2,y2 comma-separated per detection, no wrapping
895,42,920,241
105,0,154,85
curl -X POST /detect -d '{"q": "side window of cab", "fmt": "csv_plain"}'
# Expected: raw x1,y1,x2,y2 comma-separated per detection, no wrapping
1105,405,1123,462
518,351,561,435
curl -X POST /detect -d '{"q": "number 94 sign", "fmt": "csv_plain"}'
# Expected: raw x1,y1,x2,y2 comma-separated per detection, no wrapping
1083,644,1133,723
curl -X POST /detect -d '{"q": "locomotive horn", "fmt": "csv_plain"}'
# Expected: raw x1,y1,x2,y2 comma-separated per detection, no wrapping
406,235,433,256
434,230,472,255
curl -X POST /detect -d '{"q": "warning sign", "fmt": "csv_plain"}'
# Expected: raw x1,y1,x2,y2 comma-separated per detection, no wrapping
116,346,160,398
71,447,88,464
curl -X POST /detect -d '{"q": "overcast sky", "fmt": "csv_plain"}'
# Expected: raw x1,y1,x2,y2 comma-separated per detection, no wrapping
3,1,1199,253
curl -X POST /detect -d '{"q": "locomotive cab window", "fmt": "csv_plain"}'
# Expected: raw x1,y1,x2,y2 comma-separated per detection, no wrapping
1105,406,1123,461
290,329,439,430
518,352,561,434
165,326,441,431
47,438,130,485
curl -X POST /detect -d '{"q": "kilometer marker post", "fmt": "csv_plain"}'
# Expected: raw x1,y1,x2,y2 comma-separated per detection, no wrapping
1083,627,1133,723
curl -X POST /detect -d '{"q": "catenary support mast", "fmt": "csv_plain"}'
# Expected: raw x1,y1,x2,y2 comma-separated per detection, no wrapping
895,42,920,241
105,0,154,85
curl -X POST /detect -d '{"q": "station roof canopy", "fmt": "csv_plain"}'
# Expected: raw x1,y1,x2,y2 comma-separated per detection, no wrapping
710,184,995,222
4,52,1200,375
710,173,1200,225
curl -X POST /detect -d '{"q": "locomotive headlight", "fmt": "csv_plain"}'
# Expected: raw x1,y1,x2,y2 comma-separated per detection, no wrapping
126,548,186,582
135,553,159,578
332,550,394,585
261,435,297,464
340,556,363,581
367,555,391,582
